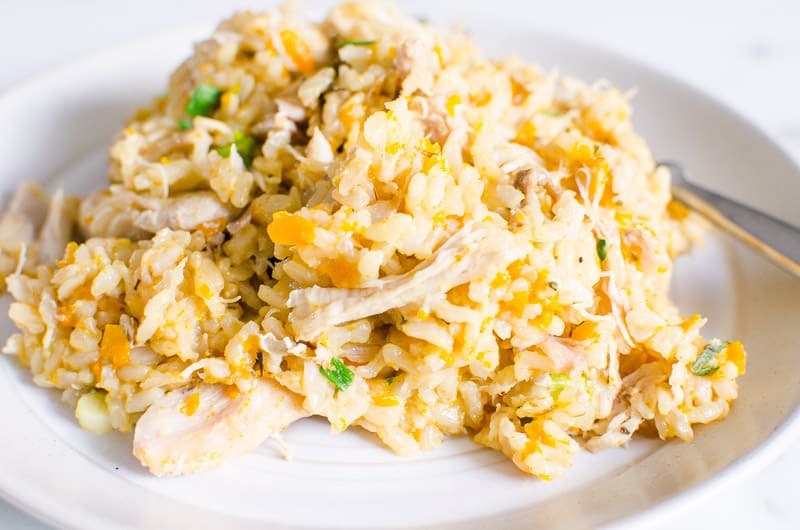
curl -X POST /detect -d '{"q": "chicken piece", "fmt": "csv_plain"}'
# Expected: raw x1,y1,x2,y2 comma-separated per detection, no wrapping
288,221,526,341
394,39,436,95
226,204,252,235
37,190,80,264
133,191,234,233
133,379,309,477
0,182,51,286
77,188,149,239
0,182,49,248
305,127,334,164
79,187,235,239
275,97,307,123
0,183,79,288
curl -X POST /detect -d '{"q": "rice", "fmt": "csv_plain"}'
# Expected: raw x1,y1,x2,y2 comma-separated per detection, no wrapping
0,0,746,479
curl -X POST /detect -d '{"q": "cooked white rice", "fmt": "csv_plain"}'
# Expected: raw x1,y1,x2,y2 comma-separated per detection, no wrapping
1,1,746,479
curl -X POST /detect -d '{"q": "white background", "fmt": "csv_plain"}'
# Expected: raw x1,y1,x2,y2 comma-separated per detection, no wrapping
0,0,798,528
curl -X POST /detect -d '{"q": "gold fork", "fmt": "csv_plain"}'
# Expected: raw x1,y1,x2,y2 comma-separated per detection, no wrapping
659,161,800,277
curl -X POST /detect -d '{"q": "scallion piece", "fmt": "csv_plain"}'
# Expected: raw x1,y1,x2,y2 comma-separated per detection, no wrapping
691,339,729,376
596,239,607,261
215,130,257,167
335,39,377,48
185,83,223,118
319,358,354,392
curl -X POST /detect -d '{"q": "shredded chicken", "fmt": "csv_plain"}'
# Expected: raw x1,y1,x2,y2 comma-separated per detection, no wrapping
133,379,308,477
226,204,253,235
0,183,78,286
0,182,49,246
305,127,334,163
395,39,436,95
288,221,526,341
37,191,80,264
79,187,235,239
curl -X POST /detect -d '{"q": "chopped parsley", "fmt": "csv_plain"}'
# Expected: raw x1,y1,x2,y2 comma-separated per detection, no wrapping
185,83,223,118
596,239,607,261
216,131,257,167
320,358,354,392
335,39,377,48
691,339,730,376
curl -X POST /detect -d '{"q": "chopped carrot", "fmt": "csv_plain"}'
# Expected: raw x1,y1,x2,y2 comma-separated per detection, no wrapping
100,324,130,370
280,29,314,74
571,321,597,342
725,341,746,375
267,211,315,246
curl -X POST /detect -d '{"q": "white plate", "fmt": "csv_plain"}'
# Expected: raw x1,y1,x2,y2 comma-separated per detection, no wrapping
1,11,799,530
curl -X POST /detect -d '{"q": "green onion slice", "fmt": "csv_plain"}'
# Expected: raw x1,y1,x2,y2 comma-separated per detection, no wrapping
335,39,377,48
185,83,223,118
596,239,607,261
691,339,729,376
320,358,354,392
215,130,257,167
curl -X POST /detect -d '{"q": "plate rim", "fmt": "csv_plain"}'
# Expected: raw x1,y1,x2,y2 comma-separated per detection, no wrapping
0,19,798,530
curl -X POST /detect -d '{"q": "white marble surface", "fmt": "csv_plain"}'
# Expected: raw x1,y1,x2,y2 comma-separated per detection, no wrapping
0,0,798,528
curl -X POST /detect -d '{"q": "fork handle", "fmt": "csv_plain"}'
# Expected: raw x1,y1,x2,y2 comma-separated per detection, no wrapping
671,180,800,277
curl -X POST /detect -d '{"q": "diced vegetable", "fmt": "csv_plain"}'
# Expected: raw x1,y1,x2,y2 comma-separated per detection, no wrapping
280,29,315,74
75,390,112,434
267,211,315,246
100,324,130,370
319,358,354,392
178,118,193,130
725,340,746,375
335,39,377,48
549,373,569,399
691,339,729,376
596,239,607,261
215,130,257,167
185,84,223,118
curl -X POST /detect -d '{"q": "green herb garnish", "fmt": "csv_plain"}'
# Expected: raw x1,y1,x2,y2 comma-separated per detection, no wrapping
178,118,193,130
320,358,354,392
593,144,600,154
216,144,231,158
596,239,607,261
185,83,223,118
691,339,730,376
549,373,569,399
215,130,257,167
335,39,377,48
